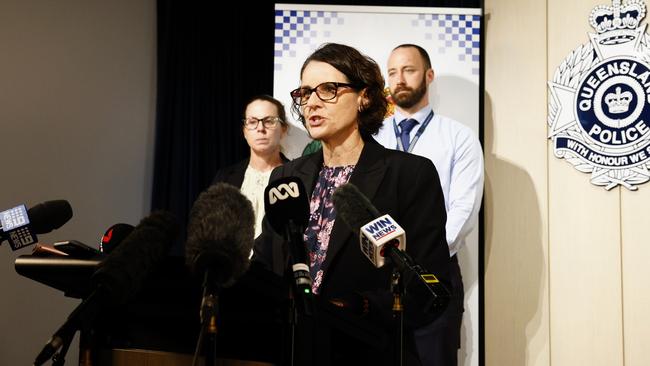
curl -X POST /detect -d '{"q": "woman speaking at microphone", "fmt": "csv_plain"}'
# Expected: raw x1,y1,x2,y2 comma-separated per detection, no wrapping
254,43,450,366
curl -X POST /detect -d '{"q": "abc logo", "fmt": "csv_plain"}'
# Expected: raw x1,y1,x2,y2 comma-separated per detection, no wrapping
268,182,300,204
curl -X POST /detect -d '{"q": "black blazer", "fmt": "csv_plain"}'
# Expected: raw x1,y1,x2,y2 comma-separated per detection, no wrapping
212,154,290,188
254,139,450,329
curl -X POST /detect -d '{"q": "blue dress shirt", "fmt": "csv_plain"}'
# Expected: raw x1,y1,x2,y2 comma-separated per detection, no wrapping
375,106,484,256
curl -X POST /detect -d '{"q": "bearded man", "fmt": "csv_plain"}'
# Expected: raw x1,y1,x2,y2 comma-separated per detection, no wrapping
375,44,484,366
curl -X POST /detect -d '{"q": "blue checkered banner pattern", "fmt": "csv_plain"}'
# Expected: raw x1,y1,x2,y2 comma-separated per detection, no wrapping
274,11,480,76
273,4,481,159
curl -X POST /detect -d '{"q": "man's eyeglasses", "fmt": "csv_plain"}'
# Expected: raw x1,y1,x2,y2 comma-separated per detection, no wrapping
242,116,282,130
290,82,360,106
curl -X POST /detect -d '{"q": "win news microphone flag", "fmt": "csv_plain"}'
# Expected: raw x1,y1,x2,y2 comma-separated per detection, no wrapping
332,183,450,314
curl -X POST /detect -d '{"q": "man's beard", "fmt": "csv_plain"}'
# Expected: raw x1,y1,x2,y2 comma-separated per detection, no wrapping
390,75,427,109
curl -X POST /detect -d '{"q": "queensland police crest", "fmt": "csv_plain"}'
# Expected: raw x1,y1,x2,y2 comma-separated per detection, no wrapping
548,0,650,190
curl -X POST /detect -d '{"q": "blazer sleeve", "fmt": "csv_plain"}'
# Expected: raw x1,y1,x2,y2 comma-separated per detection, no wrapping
363,156,450,329
401,157,450,325
400,157,450,284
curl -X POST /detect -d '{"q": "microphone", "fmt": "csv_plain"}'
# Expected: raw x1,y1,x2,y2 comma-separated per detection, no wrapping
33,210,178,365
25,200,73,234
37,223,134,258
30,223,132,259
100,223,134,254
332,183,450,313
263,177,313,308
185,183,254,360
186,183,255,288
1,200,73,251
52,240,101,259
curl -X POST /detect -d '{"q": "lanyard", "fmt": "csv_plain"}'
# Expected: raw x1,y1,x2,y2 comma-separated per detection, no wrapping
392,110,434,153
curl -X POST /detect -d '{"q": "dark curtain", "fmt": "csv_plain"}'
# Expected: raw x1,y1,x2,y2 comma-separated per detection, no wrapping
152,2,276,254
152,0,481,255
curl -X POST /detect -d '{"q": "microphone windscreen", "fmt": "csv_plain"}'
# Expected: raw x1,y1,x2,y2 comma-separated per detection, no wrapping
263,177,310,236
92,210,179,304
27,200,73,234
332,183,381,232
186,183,254,287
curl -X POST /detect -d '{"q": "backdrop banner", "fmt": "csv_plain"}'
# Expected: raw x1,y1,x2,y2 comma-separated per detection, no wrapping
273,4,482,366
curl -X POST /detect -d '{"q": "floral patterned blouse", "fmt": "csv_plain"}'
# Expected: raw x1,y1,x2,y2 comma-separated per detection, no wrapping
303,164,355,294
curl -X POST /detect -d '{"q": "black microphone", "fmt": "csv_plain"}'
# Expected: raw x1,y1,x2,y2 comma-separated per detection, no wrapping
185,183,254,362
264,177,313,312
33,210,178,365
48,222,135,258
1,200,72,250
332,183,450,314
26,200,73,234
186,183,255,288
99,223,134,254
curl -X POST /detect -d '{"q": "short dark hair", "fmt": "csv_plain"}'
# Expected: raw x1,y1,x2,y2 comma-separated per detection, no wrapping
393,44,432,69
244,94,288,127
291,43,387,139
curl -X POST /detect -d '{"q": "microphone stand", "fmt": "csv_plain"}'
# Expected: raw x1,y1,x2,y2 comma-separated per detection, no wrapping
51,332,73,366
391,268,405,366
285,283,297,366
34,290,102,366
282,220,313,366
51,319,92,366
192,271,219,366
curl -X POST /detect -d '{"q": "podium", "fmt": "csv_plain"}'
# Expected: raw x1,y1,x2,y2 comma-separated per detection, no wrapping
16,255,388,366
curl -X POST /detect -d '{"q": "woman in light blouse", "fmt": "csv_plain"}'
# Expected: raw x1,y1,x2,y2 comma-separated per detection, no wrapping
213,95,289,238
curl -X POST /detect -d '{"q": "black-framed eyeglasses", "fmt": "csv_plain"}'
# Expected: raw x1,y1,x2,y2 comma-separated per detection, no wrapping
242,116,282,130
290,81,360,106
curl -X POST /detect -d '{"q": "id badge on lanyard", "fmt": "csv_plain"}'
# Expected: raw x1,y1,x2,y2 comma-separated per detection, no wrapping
392,110,434,153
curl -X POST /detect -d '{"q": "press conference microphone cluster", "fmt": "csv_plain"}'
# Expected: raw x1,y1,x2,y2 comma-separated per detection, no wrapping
264,177,313,315
332,183,450,314
0,200,72,251
33,210,179,366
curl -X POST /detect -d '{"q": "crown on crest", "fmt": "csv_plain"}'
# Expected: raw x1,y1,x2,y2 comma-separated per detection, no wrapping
604,86,633,113
590,0,646,33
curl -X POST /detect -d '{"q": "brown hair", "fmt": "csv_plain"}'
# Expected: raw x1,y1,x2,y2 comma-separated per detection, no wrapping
291,43,387,138
244,94,288,127
393,44,432,69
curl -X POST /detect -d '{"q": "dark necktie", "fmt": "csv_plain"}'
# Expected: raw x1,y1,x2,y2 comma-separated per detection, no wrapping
399,118,418,151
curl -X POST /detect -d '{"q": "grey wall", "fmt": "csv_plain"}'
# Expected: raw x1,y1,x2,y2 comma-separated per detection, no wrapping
0,1,156,363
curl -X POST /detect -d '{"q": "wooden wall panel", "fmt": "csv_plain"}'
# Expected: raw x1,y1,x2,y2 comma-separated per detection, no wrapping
547,1,624,365
483,0,549,365
621,188,650,366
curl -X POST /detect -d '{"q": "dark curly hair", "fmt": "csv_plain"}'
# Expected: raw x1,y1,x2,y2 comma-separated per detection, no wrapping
291,43,387,139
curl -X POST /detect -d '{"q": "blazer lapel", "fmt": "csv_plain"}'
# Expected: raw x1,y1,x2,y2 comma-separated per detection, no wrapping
320,140,387,275
294,151,323,196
